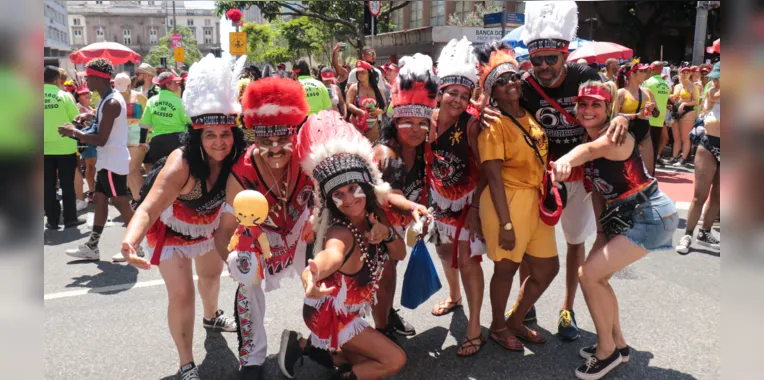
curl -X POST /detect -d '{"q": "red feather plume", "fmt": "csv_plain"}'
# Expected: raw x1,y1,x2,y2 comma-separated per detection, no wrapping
225,9,243,23
296,110,365,164
241,77,309,128
393,82,437,109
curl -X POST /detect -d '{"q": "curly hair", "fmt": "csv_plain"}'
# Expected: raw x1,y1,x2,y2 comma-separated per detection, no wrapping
85,58,114,77
180,126,246,185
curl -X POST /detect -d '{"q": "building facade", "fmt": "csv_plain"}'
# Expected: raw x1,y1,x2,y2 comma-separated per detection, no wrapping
67,1,221,68
44,1,73,69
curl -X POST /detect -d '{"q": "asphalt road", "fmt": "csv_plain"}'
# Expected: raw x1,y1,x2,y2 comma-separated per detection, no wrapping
44,203,720,380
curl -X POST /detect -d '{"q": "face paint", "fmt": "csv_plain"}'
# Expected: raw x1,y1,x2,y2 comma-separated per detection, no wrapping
259,146,270,156
398,123,412,129
332,195,343,207
283,142,293,152
272,141,278,147
353,186,366,198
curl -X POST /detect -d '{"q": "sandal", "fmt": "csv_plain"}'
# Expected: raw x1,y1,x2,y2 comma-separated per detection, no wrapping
510,325,546,344
489,327,524,351
457,334,486,357
431,297,463,316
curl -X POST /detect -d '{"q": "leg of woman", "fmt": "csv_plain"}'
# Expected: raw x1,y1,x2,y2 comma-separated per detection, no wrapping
158,254,196,366
608,278,627,349
578,236,649,358
85,158,97,194
650,127,662,167
684,146,717,235
194,249,223,320
489,259,520,344
659,126,669,161
639,136,655,176
340,327,407,380
670,120,682,159
679,112,696,160
371,259,395,330
700,162,721,231
457,240,484,354
74,165,84,201
432,243,462,315
127,146,146,200
506,255,559,337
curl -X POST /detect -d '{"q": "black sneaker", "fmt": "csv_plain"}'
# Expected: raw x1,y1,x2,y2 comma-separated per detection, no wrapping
376,326,398,344
575,349,622,379
202,309,237,332
278,330,303,379
697,229,720,249
388,308,416,336
130,199,139,211
672,157,686,167
239,364,263,380
64,218,86,229
45,222,60,230
656,157,667,167
580,344,631,363
178,362,200,380
558,309,581,341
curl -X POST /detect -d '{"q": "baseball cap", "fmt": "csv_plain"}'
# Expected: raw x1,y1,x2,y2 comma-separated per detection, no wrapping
113,73,131,92
706,62,720,79
136,63,155,76
320,67,336,83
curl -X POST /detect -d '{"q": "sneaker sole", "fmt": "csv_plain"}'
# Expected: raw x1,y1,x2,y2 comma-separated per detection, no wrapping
575,358,622,380
278,329,295,379
65,253,99,261
203,322,237,333
696,240,720,250
392,327,416,336
580,349,630,363
675,246,690,255
559,332,581,341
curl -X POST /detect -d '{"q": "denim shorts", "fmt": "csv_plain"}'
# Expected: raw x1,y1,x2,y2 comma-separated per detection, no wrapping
613,189,679,251
80,146,97,159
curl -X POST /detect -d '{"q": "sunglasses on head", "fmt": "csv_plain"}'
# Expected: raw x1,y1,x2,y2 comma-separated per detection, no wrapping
530,54,560,67
495,72,521,86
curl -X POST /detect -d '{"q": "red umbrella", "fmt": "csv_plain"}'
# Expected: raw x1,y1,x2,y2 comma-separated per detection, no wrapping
69,41,142,65
566,42,633,65
706,38,720,54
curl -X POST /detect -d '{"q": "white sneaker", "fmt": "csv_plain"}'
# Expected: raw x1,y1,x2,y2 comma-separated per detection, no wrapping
675,234,692,255
66,245,100,261
76,199,88,212
112,245,145,262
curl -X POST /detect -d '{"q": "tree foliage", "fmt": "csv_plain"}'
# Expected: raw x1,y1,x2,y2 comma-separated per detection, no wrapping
215,0,410,55
144,26,203,68
447,4,502,27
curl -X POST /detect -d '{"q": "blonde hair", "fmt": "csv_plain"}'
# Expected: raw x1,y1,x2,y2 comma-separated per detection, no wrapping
574,80,618,122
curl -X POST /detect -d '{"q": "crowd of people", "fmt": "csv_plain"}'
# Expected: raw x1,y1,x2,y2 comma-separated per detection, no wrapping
44,1,721,380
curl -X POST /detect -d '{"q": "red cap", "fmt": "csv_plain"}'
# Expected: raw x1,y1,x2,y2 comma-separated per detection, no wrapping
75,86,90,94
700,67,712,73
574,85,612,103
153,74,182,86
679,67,692,74
356,60,373,71
320,70,336,83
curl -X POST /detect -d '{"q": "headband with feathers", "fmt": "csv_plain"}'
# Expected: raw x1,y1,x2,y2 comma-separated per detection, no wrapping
475,41,519,100
241,77,309,137
521,1,578,56
392,53,438,119
437,37,478,91
182,54,245,129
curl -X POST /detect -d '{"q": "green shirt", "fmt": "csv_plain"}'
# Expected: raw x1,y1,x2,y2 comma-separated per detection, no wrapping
298,75,332,115
140,89,190,136
642,75,671,127
44,84,80,155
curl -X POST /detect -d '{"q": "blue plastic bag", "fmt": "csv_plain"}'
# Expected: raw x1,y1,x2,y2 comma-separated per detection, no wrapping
400,240,442,310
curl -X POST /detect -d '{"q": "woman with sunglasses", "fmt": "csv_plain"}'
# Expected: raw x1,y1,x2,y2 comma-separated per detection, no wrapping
668,67,699,168
615,61,658,173
676,62,721,254
347,60,387,142
475,43,559,353
550,80,678,379
120,55,246,380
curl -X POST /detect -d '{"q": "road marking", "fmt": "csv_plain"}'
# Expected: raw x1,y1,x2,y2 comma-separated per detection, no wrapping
675,201,690,211
44,271,231,301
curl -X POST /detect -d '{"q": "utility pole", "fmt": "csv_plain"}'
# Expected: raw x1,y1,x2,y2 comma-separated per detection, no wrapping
501,1,507,37
164,0,169,35
692,1,709,65
173,0,177,34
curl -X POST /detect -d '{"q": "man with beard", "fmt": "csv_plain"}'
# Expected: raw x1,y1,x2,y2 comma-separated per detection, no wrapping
215,77,314,380
135,63,159,99
485,1,630,342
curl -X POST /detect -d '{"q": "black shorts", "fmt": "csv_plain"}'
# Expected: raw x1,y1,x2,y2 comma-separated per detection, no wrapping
143,132,183,165
94,169,129,197
700,134,720,163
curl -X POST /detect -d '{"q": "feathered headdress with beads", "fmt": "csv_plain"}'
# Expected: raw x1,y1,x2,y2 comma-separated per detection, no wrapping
182,54,245,129
392,53,438,119
436,37,478,91
241,77,309,137
475,41,519,99
297,110,391,253
521,1,578,56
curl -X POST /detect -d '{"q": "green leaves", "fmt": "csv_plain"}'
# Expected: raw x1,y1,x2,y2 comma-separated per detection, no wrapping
145,26,203,69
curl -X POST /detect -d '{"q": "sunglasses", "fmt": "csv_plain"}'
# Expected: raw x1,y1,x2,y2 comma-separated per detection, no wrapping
364,51,377,57
495,72,521,87
530,54,560,67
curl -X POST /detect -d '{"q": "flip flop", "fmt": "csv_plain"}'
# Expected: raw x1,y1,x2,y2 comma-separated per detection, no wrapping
431,297,463,316
489,328,524,351
511,325,546,344
457,334,486,357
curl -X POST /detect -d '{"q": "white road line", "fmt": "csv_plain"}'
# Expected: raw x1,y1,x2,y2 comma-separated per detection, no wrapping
44,271,230,301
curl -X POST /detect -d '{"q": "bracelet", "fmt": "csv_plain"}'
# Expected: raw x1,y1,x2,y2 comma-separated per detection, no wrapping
469,204,480,210
383,226,396,244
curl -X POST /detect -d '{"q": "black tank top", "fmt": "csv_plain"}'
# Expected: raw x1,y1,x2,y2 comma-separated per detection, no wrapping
584,134,655,202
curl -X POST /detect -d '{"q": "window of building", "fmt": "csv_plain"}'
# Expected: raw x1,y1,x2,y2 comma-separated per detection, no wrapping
189,27,196,37
430,0,446,26
410,1,423,28
73,29,82,36
205,18,211,26
455,1,475,21
187,19,194,26
391,9,403,31
147,1,156,5
150,29,158,45
169,19,174,27
73,18,81,26
123,29,132,45
96,27,105,42
95,1,103,4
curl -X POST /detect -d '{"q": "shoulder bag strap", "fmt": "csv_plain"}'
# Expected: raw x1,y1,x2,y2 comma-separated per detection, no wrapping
522,72,577,125
498,109,545,167
636,89,643,113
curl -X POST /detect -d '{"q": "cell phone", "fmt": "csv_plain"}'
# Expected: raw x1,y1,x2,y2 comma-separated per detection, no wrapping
651,108,660,118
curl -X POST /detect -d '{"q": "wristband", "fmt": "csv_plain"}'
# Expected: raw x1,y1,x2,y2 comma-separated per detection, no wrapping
470,204,480,210
411,203,417,212
382,226,396,244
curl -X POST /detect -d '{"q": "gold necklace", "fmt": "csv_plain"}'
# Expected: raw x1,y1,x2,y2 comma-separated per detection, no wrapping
263,161,289,214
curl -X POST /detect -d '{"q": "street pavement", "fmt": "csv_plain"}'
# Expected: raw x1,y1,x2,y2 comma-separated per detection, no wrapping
44,167,719,380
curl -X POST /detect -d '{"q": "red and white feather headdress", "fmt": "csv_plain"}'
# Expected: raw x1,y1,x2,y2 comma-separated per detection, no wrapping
392,53,438,119
241,77,309,137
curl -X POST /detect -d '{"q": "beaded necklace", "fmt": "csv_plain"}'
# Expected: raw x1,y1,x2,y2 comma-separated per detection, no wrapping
331,215,388,292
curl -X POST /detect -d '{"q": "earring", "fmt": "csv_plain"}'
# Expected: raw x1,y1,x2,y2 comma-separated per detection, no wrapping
200,146,205,161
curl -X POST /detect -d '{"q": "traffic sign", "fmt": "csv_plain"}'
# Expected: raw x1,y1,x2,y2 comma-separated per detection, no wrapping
171,33,182,49
229,31,247,56
368,0,381,17
174,47,184,63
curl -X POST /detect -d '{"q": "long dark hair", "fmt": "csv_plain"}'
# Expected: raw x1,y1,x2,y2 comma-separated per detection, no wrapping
376,117,425,189
360,68,386,111
180,125,246,185
615,64,632,89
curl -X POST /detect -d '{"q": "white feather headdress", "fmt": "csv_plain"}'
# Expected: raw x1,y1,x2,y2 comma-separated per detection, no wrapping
521,1,578,55
436,37,478,90
182,54,246,126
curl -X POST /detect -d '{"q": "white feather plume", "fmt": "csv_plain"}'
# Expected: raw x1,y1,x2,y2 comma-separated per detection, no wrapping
182,53,242,118
521,1,578,45
398,53,434,78
436,37,478,86
231,55,247,89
